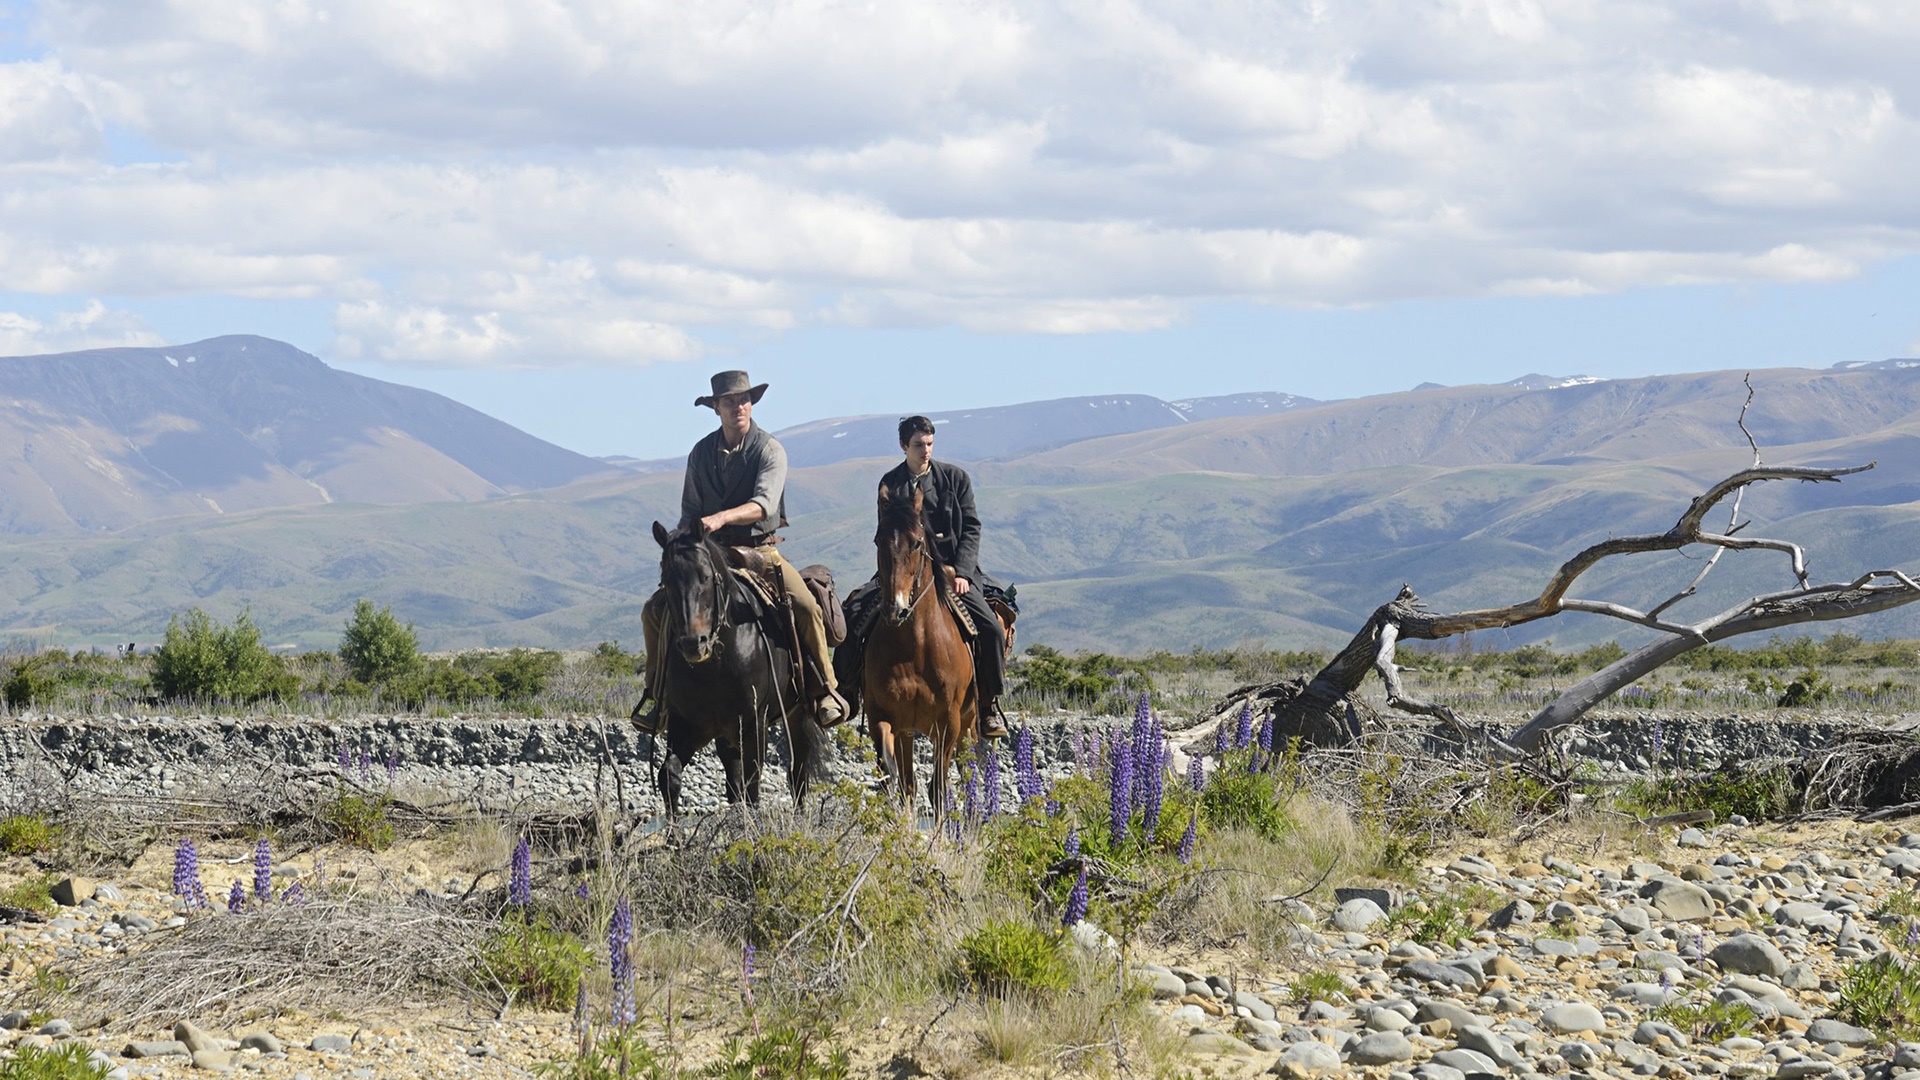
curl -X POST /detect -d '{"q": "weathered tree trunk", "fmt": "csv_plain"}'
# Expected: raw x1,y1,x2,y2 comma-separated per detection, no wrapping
1216,460,1920,756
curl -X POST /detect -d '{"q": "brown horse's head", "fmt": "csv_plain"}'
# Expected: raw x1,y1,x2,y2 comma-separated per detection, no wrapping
876,482,932,626
654,519,727,663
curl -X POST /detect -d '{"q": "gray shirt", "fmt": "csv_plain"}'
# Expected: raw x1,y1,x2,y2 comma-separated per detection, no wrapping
679,421,787,546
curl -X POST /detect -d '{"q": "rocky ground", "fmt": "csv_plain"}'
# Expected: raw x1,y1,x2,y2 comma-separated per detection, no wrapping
1126,817,1920,1080
4,817,1920,1078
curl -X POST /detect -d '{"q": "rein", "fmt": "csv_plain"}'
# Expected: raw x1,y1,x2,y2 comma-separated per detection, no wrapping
888,534,938,618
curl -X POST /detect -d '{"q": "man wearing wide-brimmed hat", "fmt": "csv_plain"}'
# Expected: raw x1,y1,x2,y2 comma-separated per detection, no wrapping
632,370,849,731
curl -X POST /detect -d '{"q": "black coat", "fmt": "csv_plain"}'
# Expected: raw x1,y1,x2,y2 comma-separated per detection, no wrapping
880,459,993,587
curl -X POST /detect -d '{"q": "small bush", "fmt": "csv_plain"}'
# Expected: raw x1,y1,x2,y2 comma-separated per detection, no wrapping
338,600,420,685
1651,994,1759,1041
1776,669,1832,708
0,1042,109,1080
479,914,592,1011
704,1022,851,1080
1621,765,1801,822
481,649,565,700
1382,895,1471,948
151,609,295,703
323,791,395,851
536,1030,670,1080
957,919,1071,998
589,641,639,678
1199,756,1295,841
0,873,59,916
0,815,58,856
1286,969,1348,1004
1838,952,1920,1040
2,657,58,709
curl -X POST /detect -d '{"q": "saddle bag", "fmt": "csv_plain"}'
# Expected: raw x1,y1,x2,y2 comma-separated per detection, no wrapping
800,563,847,647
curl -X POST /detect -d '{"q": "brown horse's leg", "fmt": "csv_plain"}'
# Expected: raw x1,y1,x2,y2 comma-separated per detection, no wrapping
896,727,918,822
868,708,898,796
929,725,952,834
785,709,826,809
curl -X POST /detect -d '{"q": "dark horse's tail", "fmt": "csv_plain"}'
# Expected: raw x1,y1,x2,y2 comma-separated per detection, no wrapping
784,704,830,804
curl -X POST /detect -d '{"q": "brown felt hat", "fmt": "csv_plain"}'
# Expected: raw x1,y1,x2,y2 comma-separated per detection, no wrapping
694,370,769,409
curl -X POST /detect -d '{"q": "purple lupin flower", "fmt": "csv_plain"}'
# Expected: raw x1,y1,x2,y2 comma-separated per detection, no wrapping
281,882,307,906
509,837,532,907
227,879,245,914
962,761,979,821
172,839,206,909
1131,693,1153,753
1177,810,1198,865
1014,724,1041,804
337,743,351,771
1215,718,1229,754
385,749,399,783
1064,827,1080,858
357,750,371,782
979,740,1000,821
1259,715,1276,755
742,942,756,1011
609,898,635,1025
1063,864,1089,927
1234,702,1254,749
1139,725,1165,844
1187,754,1206,792
1108,736,1133,846
253,837,273,901
575,880,589,901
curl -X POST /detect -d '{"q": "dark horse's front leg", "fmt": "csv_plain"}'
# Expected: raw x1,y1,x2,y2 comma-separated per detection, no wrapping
714,713,767,805
658,719,713,819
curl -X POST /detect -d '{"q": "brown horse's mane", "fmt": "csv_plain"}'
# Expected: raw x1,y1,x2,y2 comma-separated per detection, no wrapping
877,485,948,599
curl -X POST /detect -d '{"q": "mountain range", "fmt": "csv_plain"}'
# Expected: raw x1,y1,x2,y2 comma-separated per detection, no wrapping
0,336,613,534
0,338,1914,653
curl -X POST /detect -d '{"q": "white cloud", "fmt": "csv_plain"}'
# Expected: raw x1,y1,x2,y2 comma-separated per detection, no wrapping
1,0,1916,367
0,300,164,355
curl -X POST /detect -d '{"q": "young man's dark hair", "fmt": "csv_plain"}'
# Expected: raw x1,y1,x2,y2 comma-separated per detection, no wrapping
898,415,936,446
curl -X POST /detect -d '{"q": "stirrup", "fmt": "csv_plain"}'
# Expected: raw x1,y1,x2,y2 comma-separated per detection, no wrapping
814,690,849,728
978,701,1008,739
630,697,663,736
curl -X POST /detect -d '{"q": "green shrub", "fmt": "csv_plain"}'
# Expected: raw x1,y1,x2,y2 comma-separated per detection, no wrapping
479,649,564,700
0,873,59,916
1285,969,1348,1004
1776,669,1832,708
151,609,296,702
1199,755,1295,841
323,791,396,851
479,914,592,1011
537,1030,669,1080
338,600,420,685
1382,895,1471,948
2,657,58,709
957,919,1071,997
589,641,639,678
1651,995,1759,1041
0,814,58,856
1621,765,1801,822
385,659,490,709
1838,952,1920,1040
703,1023,851,1080
0,1042,109,1080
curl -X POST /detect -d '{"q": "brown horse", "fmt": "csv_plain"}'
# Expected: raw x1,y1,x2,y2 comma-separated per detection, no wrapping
864,482,975,825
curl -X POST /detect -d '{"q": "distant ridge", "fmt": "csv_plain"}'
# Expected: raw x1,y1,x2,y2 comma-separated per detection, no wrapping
0,335,614,534
768,391,1322,468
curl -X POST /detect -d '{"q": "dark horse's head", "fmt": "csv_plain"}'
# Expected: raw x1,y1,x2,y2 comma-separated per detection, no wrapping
876,482,934,627
654,521,730,664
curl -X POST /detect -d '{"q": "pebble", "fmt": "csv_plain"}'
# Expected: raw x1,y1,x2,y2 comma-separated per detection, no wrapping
1333,897,1387,932
1541,1002,1607,1034
1347,1030,1414,1065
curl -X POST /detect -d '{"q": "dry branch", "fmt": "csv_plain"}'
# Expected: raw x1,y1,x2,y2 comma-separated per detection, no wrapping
1219,455,1918,758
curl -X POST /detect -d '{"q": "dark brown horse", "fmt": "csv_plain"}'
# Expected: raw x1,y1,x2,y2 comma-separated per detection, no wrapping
650,521,828,816
864,483,976,826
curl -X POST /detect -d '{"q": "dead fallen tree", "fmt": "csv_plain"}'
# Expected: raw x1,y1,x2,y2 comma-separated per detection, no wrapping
1218,394,1920,757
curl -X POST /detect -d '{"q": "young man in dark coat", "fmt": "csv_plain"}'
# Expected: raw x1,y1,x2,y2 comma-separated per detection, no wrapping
837,415,1009,739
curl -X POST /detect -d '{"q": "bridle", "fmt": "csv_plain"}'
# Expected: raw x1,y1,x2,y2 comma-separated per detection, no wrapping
665,533,734,652
882,522,937,619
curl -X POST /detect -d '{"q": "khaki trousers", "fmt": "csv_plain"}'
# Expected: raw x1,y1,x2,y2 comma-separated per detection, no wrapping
642,547,838,707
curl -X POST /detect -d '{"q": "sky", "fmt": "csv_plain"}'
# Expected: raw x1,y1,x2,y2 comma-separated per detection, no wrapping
0,1,1916,458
